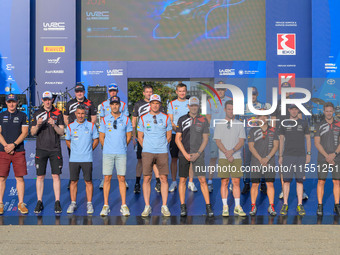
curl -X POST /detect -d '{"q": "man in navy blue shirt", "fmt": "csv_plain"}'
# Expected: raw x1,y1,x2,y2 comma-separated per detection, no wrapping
138,94,172,217
0,94,29,215
65,105,99,214
99,96,133,216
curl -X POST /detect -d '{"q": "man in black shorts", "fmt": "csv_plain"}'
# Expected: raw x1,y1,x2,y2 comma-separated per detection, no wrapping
279,104,311,216
175,97,213,217
31,91,65,214
65,105,99,214
314,102,340,216
248,112,279,216
0,94,29,214
132,85,161,193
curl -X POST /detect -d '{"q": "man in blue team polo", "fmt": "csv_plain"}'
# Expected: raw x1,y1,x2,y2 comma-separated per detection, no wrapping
65,105,99,214
99,96,133,216
138,94,172,217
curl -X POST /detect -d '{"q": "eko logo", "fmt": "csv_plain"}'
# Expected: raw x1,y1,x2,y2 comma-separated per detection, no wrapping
277,34,296,55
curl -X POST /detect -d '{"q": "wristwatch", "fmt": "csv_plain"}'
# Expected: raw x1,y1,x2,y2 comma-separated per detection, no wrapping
197,151,201,155
335,151,339,156
13,142,17,148
307,151,311,155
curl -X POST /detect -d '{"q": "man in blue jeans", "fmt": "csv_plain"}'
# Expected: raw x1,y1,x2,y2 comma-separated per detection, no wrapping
65,105,99,214
99,96,132,216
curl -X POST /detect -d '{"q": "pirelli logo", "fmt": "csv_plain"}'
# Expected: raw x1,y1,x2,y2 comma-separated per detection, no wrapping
43,46,65,53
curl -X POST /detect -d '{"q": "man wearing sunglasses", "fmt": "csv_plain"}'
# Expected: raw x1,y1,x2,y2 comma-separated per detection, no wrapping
248,111,279,216
99,96,132,216
137,94,172,217
214,100,246,217
31,91,65,214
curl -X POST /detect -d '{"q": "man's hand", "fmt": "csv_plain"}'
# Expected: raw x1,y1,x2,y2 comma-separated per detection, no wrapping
306,155,311,164
224,150,233,159
227,156,234,163
48,118,55,127
326,153,336,163
190,153,200,162
4,143,15,154
37,117,44,126
279,156,283,165
260,157,269,166
184,152,191,162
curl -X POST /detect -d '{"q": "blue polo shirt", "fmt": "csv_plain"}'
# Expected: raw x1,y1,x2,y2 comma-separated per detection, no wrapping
137,112,172,153
167,99,189,134
100,99,129,118
99,113,132,154
65,120,99,162
207,96,232,129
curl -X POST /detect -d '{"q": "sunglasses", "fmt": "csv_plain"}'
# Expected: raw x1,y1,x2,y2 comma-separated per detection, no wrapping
153,115,157,124
113,120,117,129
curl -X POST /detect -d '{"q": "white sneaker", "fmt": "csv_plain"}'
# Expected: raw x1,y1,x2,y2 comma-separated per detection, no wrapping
302,192,309,200
188,182,198,192
222,205,229,217
99,179,104,189
120,204,130,216
141,205,152,217
87,203,94,214
234,205,246,217
161,205,171,217
67,202,77,214
229,183,233,191
279,191,284,199
169,181,177,192
125,181,129,189
100,205,110,216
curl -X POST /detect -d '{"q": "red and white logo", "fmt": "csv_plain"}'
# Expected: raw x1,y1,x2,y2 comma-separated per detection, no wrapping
277,34,296,55
279,73,295,95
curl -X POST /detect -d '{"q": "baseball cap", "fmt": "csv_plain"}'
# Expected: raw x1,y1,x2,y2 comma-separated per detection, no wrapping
75,83,85,92
42,91,53,100
108,83,118,91
251,87,258,95
150,94,161,103
110,96,120,104
281,82,291,88
6,94,18,102
189,96,200,106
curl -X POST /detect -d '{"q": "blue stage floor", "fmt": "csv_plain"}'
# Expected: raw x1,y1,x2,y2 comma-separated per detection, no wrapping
1,178,340,225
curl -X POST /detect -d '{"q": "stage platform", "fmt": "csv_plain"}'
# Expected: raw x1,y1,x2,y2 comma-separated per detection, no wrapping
1,178,340,225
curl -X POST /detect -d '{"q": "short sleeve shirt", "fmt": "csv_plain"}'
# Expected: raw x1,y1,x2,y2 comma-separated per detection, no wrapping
213,119,246,159
31,106,64,151
176,113,210,155
167,99,189,134
0,110,28,152
279,118,310,156
137,112,172,153
99,114,132,154
248,126,279,166
315,119,340,162
65,121,99,162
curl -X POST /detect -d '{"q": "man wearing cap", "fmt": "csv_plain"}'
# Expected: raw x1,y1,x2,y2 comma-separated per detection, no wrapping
65,105,99,214
99,96,133,216
206,81,232,193
241,86,271,195
64,83,97,126
137,94,172,217
132,84,162,194
278,104,311,216
0,94,29,215
98,83,129,189
175,97,213,217
31,91,65,214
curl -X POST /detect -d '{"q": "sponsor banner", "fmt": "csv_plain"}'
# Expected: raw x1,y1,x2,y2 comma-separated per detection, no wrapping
214,61,266,78
35,0,76,104
0,0,30,94
279,73,296,94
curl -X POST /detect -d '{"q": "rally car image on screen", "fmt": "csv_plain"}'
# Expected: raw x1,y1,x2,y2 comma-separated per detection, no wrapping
153,0,246,39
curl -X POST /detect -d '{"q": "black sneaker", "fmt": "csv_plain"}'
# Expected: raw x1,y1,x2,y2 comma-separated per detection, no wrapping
206,204,214,217
155,181,161,193
241,183,250,194
317,204,323,216
54,200,62,214
249,204,257,216
334,204,340,215
34,200,44,214
260,182,267,194
134,183,141,194
180,204,187,217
